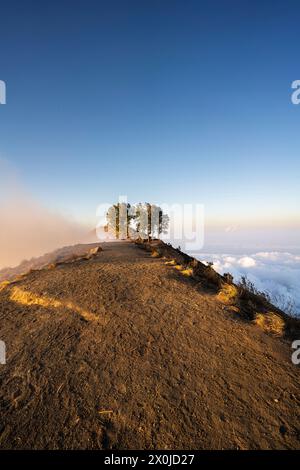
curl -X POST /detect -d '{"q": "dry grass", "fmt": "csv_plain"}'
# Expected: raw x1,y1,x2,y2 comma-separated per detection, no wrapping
0,280,10,292
151,250,161,258
174,264,184,271
9,286,104,324
217,283,239,305
165,259,176,266
180,268,194,277
254,312,285,336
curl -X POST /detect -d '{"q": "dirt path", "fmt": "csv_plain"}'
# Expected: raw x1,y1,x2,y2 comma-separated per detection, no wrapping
0,241,299,449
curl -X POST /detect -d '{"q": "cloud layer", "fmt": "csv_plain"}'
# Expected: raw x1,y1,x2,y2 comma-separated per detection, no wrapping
198,251,300,317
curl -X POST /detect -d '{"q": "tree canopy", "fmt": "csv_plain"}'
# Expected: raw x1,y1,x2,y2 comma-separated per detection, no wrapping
105,202,169,240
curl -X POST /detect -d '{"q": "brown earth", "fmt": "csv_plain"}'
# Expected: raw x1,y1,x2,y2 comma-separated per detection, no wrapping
0,241,299,449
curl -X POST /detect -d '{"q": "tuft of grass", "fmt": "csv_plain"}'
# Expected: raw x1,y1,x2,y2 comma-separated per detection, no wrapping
217,283,239,305
0,281,11,292
254,312,285,336
181,268,193,277
174,264,184,270
237,275,270,304
151,249,162,258
165,259,176,266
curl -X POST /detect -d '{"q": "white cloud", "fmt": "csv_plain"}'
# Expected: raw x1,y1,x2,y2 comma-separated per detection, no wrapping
238,256,256,268
197,251,300,317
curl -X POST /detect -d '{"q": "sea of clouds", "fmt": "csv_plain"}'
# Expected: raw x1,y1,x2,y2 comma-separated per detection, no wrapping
197,251,300,317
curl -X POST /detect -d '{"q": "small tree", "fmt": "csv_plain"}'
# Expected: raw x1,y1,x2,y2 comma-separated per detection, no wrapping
134,202,169,240
106,203,134,239
105,202,169,241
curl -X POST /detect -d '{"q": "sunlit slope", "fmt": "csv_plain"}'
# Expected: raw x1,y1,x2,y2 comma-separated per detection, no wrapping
0,242,299,449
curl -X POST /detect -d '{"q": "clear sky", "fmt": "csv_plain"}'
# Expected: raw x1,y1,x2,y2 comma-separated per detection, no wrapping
0,0,299,239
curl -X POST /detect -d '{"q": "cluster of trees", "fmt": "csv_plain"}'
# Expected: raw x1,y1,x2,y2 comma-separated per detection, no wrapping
105,202,169,240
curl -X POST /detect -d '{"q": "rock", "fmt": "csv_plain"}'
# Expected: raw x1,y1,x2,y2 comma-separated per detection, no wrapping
89,246,102,256
84,246,103,260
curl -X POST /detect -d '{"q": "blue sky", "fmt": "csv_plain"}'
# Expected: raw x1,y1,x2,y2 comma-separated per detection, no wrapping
0,0,299,238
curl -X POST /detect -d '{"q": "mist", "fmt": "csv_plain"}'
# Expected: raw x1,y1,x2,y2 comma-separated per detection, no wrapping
0,161,88,269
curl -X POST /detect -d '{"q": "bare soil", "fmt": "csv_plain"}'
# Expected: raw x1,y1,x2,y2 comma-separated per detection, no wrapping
0,241,299,449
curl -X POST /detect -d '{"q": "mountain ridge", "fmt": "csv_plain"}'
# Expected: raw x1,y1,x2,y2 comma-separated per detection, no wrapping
0,240,299,449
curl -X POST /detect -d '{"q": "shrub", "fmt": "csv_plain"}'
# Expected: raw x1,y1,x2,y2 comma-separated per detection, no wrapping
254,312,285,336
217,283,239,305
